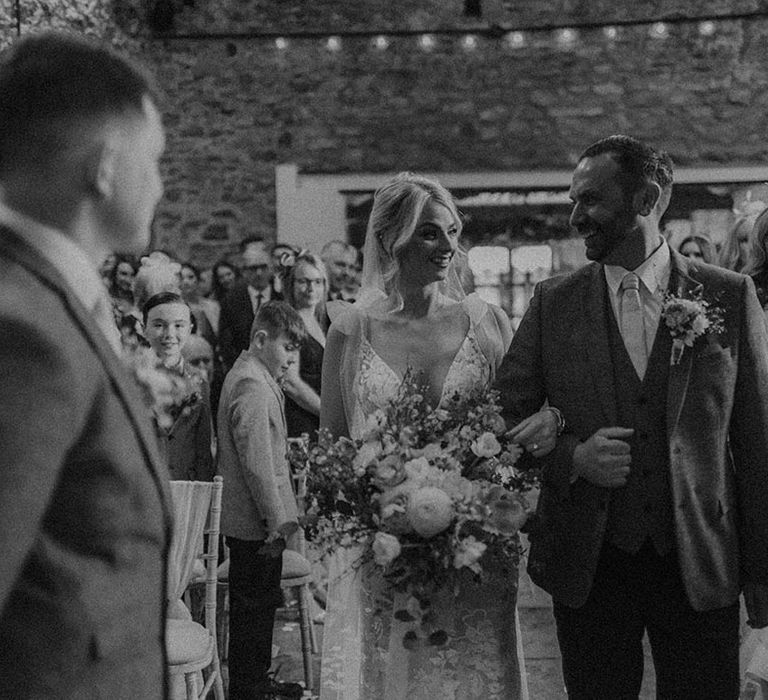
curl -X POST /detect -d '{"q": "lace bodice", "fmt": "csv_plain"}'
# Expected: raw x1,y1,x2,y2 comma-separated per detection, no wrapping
351,325,490,439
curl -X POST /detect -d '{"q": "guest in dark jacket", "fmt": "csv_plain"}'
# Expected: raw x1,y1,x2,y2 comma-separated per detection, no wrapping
745,207,768,312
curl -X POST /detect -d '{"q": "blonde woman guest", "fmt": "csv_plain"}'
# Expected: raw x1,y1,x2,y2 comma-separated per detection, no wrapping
720,215,754,273
280,250,328,439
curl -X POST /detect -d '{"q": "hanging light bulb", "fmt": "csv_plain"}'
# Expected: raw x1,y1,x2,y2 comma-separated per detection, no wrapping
274,37,288,50
504,31,526,49
649,22,669,39
461,34,478,51
555,28,578,48
603,26,618,41
372,35,389,51
418,34,436,51
326,35,342,52
698,20,716,36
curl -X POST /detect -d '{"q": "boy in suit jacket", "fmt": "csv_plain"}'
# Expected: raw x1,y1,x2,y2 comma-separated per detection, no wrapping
0,33,171,697
217,301,305,700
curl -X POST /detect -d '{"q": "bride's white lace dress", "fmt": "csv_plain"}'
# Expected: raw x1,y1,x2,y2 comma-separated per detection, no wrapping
319,294,528,700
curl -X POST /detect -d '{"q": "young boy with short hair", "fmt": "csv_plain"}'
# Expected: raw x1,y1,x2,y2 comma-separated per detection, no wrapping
217,301,305,700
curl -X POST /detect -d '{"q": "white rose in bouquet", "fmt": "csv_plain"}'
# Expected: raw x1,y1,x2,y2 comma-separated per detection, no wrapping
406,487,454,538
372,531,402,566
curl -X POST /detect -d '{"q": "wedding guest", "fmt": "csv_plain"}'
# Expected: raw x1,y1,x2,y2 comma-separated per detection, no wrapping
677,234,717,264
280,251,328,439
720,214,754,272
321,239,358,301
217,301,305,700
270,241,298,295
497,134,768,698
180,261,219,342
744,207,768,311
0,32,169,696
219,245,282,370
100,251,117,288
198,266,214,299
109,252,139,316
182,334,224,426
211,258,239,303
143,291,214,482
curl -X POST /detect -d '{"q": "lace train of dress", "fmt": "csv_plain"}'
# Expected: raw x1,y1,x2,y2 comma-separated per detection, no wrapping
319,295,527,700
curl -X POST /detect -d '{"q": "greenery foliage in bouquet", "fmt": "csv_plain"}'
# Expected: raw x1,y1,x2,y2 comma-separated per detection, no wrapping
298,370,540,648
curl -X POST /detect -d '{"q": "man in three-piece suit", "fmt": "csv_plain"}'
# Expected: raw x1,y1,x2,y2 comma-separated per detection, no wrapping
498,135,768,698
0,34,171,697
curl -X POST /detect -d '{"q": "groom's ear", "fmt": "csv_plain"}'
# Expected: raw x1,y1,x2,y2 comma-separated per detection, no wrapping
635,181,661,218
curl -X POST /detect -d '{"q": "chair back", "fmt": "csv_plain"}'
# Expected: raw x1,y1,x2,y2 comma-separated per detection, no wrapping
168,478,224,603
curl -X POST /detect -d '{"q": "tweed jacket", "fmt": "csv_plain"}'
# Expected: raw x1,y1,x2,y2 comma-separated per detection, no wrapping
217,351,298,541
497,250,768,610
0,225,172,698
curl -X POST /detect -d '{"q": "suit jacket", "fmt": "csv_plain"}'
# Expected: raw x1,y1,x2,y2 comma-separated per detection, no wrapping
218,281,282,369
497,251,768,610
217,351,298,541
156,364,214,482
0,226,172,697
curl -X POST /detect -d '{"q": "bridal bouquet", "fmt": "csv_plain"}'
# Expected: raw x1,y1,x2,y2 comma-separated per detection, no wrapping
300,370,539,648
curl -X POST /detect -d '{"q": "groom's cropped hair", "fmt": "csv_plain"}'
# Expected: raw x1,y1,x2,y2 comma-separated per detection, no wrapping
580,134,673,199
0,31,159,175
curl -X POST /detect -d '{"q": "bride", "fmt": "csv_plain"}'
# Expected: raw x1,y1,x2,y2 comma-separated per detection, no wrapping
318,172,557,699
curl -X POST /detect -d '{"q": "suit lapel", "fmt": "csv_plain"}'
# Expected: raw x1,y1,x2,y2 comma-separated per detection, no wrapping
665,251,703,436
0,226,170,513
582,264,618,425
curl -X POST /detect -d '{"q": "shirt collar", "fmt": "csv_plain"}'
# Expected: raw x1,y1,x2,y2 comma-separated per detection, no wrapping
0,200,106,314
604,237,671,297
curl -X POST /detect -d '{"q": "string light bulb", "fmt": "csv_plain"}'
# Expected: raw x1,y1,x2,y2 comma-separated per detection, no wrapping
504,31,526,49
326,35,342,52
603,26,618,41
274,37,288,50
372,35,389,50
649,22,669,39
418,34,436,51
698,20,716,36
555,27,578,48
461,34,478,51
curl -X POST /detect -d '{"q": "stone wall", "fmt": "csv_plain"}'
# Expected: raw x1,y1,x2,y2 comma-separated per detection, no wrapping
3,1,768,262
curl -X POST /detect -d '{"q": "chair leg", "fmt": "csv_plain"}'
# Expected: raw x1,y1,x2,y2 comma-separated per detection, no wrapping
185,671,199,700
297,584,314,692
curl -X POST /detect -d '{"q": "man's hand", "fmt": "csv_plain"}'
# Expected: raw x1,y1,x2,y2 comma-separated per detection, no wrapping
572,427,634,488
745,582,768,629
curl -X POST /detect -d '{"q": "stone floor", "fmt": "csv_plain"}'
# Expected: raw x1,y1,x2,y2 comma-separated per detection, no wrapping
262,549,658,699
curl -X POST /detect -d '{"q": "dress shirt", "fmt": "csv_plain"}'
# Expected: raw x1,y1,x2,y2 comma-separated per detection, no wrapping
248,284,271,312
0,200,122,354
604,239,671,359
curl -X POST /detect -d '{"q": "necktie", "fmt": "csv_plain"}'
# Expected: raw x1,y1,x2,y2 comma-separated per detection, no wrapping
620,272,647,379
255,292,263,310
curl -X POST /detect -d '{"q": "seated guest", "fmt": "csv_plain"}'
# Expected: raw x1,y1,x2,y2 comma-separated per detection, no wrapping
219,245,282,370
217,301,305,700
321,239,359,301
677,234,716,264
280,251,328,439
143,291,214,481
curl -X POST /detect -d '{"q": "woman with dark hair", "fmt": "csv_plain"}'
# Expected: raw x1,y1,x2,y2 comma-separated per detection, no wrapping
108,253,139,316
677,235,716,265
179,261,219,346
279,250,328,439
211,258,240,304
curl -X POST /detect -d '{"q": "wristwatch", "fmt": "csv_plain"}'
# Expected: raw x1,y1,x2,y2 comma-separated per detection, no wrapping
545,406,566,435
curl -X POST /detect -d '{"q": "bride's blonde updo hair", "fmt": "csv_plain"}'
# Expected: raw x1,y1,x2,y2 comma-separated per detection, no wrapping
361,172,463,303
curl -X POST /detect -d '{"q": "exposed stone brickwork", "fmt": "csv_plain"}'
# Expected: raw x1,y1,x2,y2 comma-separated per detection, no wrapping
4,1,768,263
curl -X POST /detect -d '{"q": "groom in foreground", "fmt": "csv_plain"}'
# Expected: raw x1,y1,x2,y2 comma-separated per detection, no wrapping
498,134,768,698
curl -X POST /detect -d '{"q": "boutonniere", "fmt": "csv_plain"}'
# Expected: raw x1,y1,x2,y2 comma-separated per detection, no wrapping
661,290,724,365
